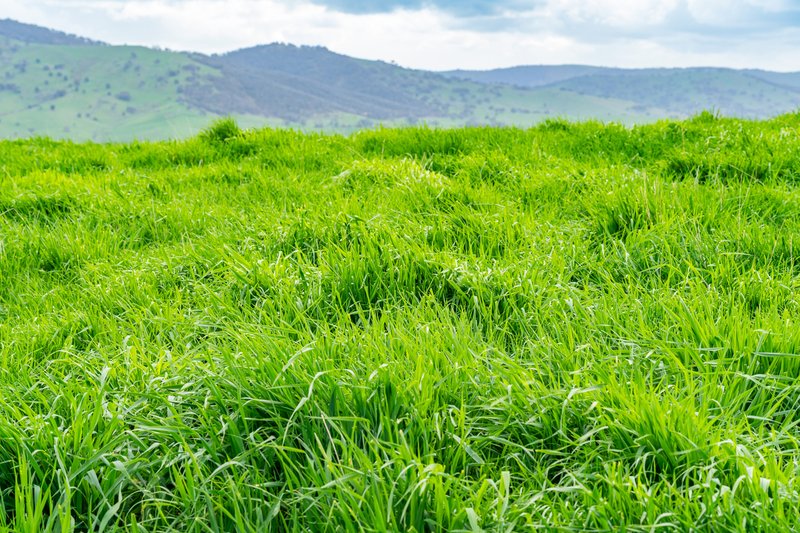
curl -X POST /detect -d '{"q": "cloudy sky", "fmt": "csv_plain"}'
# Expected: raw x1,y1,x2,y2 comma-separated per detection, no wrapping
2,0,799,71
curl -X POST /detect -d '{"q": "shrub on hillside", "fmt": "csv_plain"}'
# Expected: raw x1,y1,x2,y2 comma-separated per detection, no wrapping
200,117,242,145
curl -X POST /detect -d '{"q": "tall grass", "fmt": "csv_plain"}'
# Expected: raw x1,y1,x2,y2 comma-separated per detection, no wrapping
1,114,799,530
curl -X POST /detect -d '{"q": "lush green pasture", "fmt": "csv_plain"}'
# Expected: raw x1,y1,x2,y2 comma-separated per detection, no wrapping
1,114,800,531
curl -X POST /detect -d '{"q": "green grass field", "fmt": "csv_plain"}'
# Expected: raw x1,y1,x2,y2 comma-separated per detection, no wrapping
1,114,800,531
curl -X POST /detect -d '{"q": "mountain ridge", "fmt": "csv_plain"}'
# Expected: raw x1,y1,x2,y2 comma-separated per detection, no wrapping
0,18,104,46
1,19,799,141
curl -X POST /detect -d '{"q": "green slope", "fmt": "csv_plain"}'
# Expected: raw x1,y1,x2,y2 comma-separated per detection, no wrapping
443,64,609,87
188,44,666,129
746,69,800,91
191,44,446,120
0,30,657,140
0,18,99,45
552,68,800,118
448,66,800,119
0,37,221,141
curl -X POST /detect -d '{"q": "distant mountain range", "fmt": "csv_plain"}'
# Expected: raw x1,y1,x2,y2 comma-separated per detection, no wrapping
1,18,799,141
446,66,800,119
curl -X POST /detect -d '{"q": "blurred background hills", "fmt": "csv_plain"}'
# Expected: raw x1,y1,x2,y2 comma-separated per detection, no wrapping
2,18,799,141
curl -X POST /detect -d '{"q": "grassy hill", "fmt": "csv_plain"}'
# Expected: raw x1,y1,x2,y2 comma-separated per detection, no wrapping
0,24,660,141
1,19,800,141
0,18,100,46
552,68,800,118
190,44,446,120
444,64,610,87
0,38,224,140
2,114,800,529
447,65,800,119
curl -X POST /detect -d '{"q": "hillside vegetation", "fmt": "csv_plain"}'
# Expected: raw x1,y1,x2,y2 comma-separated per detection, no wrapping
0,38,221,141
446,65,800,118
1,114,800,530
2,19,800,141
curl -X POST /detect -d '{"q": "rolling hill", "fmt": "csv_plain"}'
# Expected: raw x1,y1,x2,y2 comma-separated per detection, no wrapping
445,66,800,119
1,18,799,141
0,18,100,46
443,65,611,88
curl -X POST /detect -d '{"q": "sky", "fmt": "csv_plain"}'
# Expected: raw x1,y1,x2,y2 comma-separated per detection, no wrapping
2,0,799,71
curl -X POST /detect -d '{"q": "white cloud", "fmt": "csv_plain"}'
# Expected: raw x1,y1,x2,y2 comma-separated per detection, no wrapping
549,0,679,27
687,0,752,25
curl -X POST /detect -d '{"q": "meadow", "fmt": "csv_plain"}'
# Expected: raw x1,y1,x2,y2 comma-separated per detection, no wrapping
1,114,799,531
